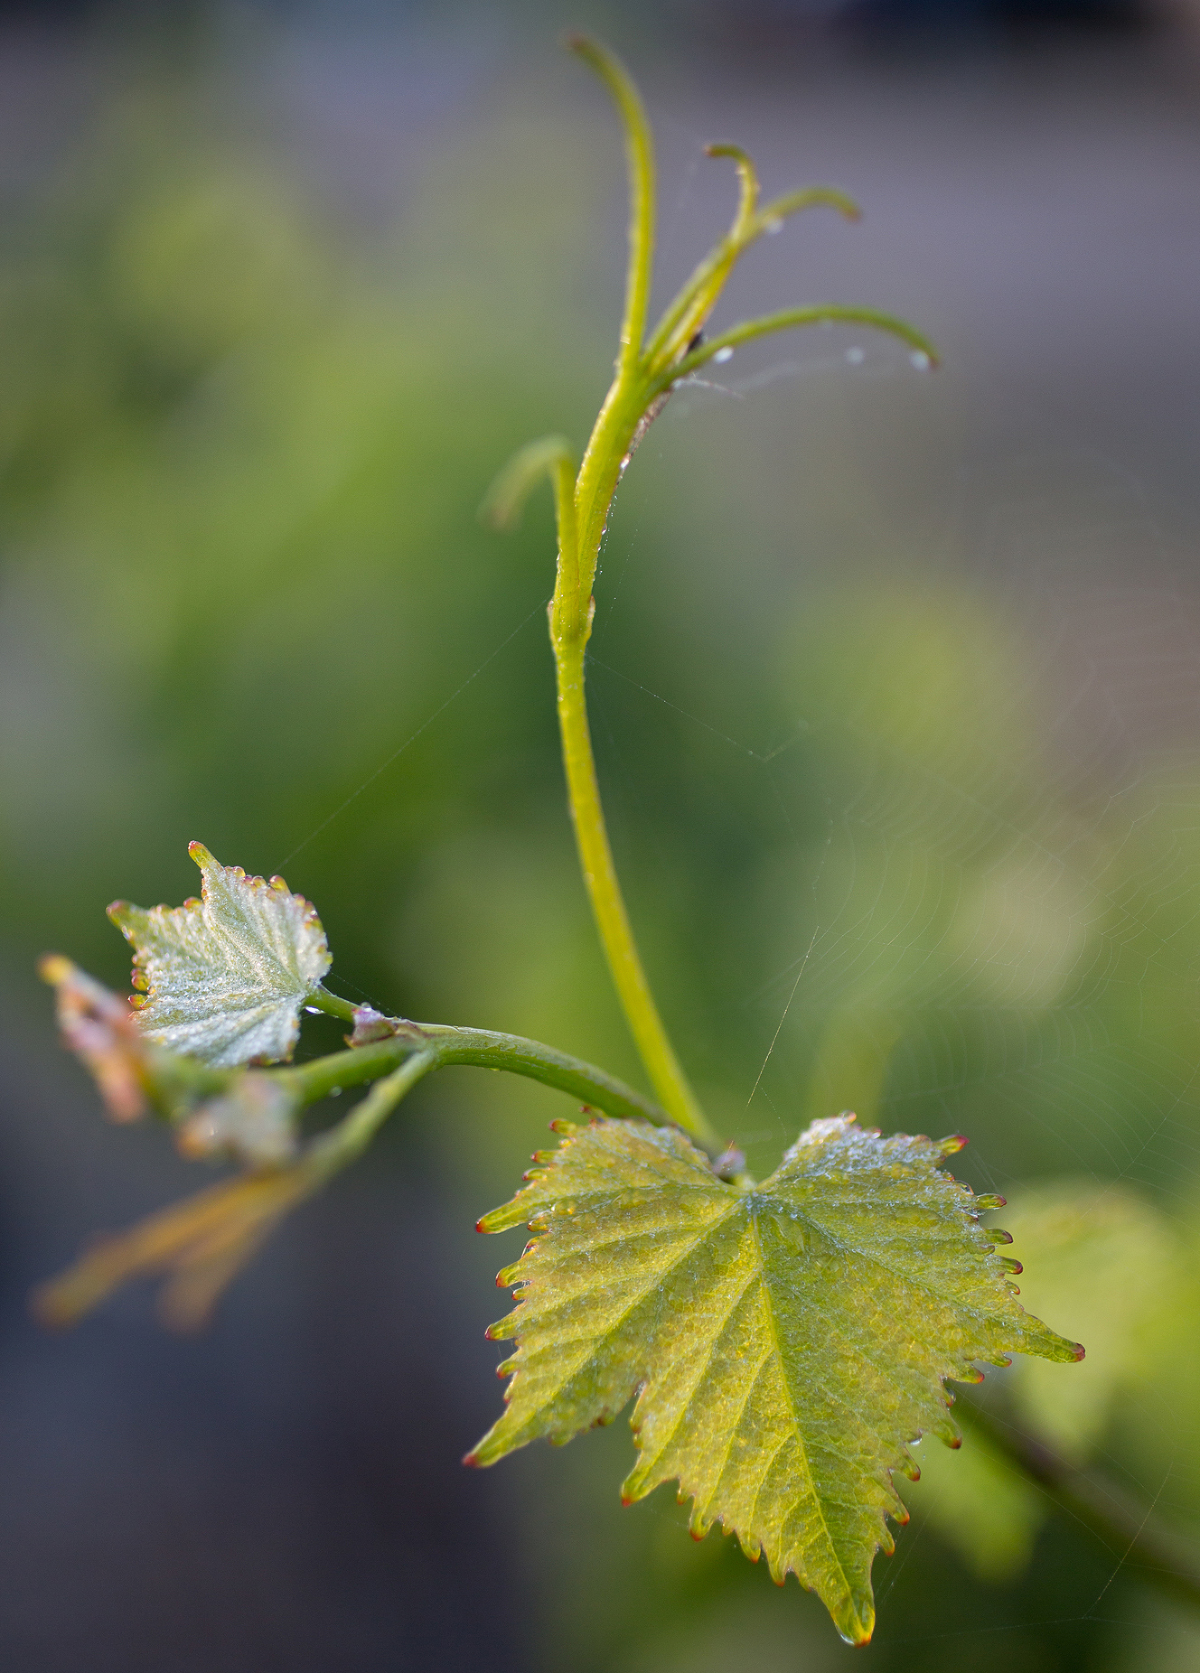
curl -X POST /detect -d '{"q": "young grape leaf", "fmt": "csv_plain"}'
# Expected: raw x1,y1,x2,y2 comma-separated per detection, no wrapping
468,1114,1082,1645
108,842,331,1068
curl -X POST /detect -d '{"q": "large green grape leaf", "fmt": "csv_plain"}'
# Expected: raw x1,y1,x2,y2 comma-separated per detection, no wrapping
469,1114,1082,1645
108,841,331,1067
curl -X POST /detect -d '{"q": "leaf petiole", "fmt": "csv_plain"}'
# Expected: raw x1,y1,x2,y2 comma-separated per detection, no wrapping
278,1011,680,1136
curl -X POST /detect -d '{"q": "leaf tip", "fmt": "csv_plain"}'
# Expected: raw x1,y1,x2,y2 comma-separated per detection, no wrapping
187,841,214,868
937,1133,968,1157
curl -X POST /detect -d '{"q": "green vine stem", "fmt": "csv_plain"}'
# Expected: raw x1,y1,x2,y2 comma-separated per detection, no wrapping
486,36,938,1152
302,988,674,1131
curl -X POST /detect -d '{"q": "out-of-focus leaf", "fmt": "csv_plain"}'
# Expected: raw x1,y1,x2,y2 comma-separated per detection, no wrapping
1001,1182,1174,1463
109,841,331,1068
908,1426,1045,1582
33,1163,315,1332
468,1113,1082,1645
39,954,152,1121
177,1071,299,1167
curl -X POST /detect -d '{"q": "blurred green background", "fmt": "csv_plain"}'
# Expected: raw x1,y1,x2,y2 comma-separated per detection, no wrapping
3,0,1200,1668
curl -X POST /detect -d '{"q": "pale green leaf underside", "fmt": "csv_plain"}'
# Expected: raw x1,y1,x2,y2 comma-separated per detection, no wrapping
470,1115,1081,1645
108,842,331,1068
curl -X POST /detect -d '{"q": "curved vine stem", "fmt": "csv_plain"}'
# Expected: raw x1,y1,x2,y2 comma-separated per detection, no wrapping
483,38,936,1153
299,991,680,1133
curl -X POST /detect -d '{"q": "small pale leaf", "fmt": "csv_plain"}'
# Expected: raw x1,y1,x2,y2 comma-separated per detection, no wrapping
108,842,331,1067
469,1114,1081,1645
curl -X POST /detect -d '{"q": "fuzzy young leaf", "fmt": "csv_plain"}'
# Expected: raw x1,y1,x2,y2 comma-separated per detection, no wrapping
469,1114,1081,1645
109,842,331,1068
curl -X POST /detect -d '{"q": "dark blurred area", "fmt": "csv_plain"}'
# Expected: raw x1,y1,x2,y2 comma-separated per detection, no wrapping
1,0,1199,1668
